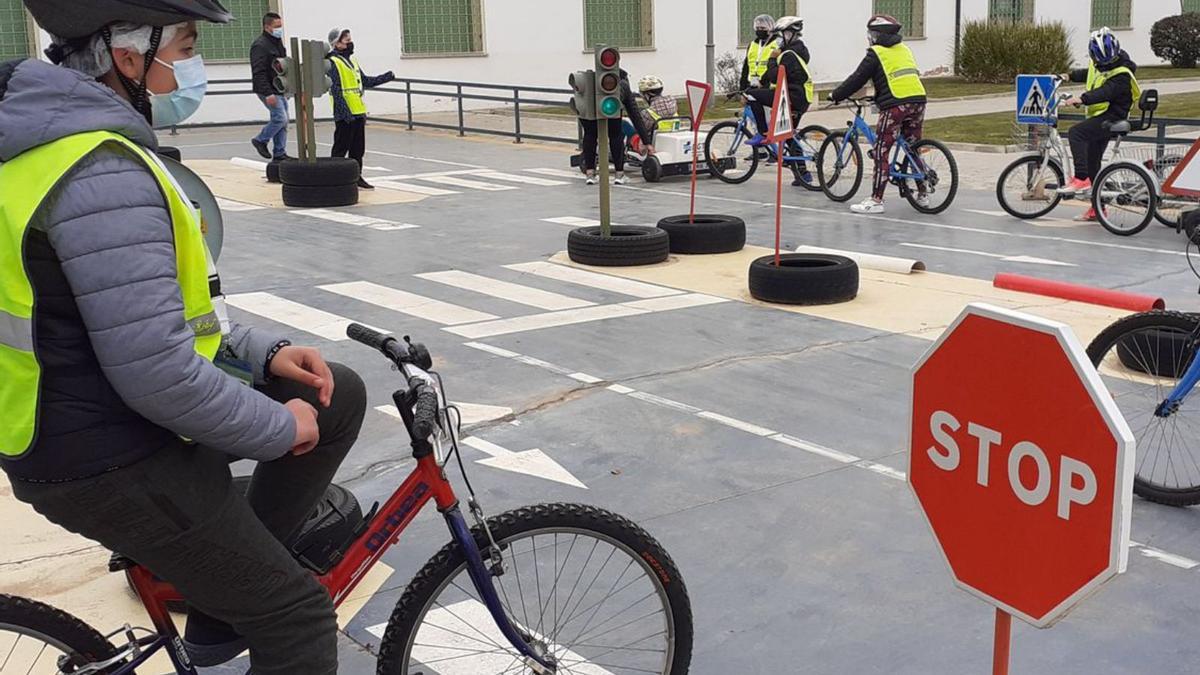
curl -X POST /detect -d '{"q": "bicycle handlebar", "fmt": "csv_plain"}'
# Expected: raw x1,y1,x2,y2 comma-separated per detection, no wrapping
347,323,406,363
348,323,440,441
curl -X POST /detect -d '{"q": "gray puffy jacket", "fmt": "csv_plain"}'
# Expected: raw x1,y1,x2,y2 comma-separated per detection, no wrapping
0,59,295,482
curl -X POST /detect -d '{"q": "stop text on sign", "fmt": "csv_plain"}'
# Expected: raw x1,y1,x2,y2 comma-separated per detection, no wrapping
926,410,1097,521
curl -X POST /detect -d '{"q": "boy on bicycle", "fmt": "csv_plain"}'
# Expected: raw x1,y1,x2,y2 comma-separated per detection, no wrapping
747,16,816,187
828,14,928,214
1058,27,1140,222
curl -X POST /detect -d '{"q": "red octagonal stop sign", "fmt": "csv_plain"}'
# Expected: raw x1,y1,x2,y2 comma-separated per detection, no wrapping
909,303,1134,628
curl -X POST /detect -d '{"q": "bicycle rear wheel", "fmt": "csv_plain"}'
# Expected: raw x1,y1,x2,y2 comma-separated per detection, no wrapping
900,139,958,214
1092,161,1156,236
1087,311,1200,506
996,155,1064,219
0,595,120,674
377,503,693,675
789,124,829,192
817,131,863,202
704,121,758,184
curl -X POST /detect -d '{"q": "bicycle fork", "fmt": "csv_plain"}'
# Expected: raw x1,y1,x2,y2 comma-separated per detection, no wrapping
1156,348,1200,418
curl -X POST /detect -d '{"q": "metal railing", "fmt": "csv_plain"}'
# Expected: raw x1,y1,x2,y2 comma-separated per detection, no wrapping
175,76,580,145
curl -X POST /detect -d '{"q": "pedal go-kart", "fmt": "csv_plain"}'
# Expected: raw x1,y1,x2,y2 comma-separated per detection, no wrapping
571,115,731,182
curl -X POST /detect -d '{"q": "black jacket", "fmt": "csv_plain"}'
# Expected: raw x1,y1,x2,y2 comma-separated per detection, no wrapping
762,39,811,111
1071,50,1138,120
618,69,652,144
250,32,286,97
830,33,927,110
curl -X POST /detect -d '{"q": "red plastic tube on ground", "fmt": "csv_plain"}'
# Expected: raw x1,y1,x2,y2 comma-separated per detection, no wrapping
994,273,1166,312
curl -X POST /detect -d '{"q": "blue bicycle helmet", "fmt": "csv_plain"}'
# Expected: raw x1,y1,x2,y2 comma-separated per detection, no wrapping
1088,27,1121,65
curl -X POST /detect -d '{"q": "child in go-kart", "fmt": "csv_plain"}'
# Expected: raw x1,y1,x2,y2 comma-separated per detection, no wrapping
623,75,680,157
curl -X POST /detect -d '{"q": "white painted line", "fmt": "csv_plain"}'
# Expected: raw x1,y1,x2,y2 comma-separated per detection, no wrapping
361,165,393,172
216,197,263,212
374,180,459,196
230,156,267,171
225,292,382,341
513,354,576,375
900,242,1076,267
626,391,703,414
463,341,521,358
474,171,568,186
859,461,907,481
770,434,862,464
319,281,497,325
368,169,482,181
697,411,777,437
445,305,646,339
293,209,419,231
414,175,518,191
416,270,594,310
527,167,585,179
505,261,681,299
607,384,636,394
320,145,484,169
964,209,1009,218
542,216,599,227
569,372,604,383
622,294,728,312
1130,541,1200,570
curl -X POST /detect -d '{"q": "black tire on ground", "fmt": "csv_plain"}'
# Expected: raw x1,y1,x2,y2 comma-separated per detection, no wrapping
0,594,120,673
748,253,859,305
996,155,1065,220
266,159,284,184
282,181,359,208
642,155,664,182
567,225,670,267
375,503,694,675
278,157,361,187
655,214,745,254
156,146,182,162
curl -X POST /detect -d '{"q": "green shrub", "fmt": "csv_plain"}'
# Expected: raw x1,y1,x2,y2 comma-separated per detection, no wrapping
1151,13,1200,68
957,20,1072,83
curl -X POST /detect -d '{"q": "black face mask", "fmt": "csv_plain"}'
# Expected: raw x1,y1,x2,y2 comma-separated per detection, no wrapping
340,41,355,55
755,30,770,41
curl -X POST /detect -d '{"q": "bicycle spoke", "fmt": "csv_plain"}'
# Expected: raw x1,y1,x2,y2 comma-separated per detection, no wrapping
23,642,47,675
2,635,17,670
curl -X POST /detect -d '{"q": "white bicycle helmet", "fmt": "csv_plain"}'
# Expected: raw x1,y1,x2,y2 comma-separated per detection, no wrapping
867,13,902,43
773,15,804,36
638,75,664,94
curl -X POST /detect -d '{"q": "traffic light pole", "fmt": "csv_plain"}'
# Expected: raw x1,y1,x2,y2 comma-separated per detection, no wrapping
598,121,611,236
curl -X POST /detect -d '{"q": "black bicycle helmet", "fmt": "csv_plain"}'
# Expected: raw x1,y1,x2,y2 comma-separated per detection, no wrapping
23,0,232,40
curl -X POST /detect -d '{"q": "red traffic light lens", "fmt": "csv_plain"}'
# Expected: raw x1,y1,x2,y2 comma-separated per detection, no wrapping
599,48,619,68
600,73,619,92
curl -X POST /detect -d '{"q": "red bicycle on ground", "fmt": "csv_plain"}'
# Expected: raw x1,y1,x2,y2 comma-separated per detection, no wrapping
0,324,693,674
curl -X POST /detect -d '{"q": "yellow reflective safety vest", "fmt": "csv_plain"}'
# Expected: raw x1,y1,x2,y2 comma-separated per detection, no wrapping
646,106,681,132
870,43,927,100
1085,63,1141,118
0,131,222,458
779,50,815,105
331,54,367,116
746,39,777,86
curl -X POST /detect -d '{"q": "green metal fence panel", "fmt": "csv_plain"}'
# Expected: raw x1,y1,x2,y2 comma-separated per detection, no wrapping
0,0,30,61
402,0,484,55
737,0,794,46
584,0,653,49
873,0,925,38
988,0,1035,23
195,0,268,63
1091,0,1132,29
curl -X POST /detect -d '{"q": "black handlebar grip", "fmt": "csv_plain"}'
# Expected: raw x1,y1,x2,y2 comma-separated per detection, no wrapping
412,387,439,440
346,323,391,351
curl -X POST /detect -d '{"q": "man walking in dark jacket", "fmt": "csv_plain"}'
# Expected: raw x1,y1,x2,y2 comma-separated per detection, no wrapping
327,27,394,190
249,12,289,160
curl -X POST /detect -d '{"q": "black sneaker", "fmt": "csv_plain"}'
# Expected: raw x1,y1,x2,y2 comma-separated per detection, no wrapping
250,139,270,159
357,177,374,190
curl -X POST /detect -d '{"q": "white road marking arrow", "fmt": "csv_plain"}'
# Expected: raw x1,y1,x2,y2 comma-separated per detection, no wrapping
461,437,587,489
900,242,1077,267
375,401,513,426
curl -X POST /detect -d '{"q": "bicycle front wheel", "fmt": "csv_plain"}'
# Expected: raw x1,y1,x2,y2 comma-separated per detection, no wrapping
900,139,959,214
790,124,829,192
377,503,693,675
1093,161,1156,236
1087,311,1200,506
0,594,120,674
817,131,863,202
996,155,1064,219
704,120,758,184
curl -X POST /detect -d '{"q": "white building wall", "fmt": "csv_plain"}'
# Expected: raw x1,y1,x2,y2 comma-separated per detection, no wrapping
28,0,1185,126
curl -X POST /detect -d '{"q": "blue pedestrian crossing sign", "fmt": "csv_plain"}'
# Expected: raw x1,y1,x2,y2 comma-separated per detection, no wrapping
1016,74,1057,125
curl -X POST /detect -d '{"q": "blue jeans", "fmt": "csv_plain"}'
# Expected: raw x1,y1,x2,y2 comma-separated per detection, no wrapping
254,95,288,159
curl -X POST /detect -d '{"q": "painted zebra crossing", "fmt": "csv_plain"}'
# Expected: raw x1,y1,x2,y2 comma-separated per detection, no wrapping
367,167,575,197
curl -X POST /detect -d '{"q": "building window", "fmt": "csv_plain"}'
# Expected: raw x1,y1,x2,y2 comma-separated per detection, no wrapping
583,0,654,50
1182,0,1200,12
194,0,268,63
873,0,926,39
401,0,485,55
737,1,796,46
1091,0,1132,29
989,0,1035,23
0,0,31,61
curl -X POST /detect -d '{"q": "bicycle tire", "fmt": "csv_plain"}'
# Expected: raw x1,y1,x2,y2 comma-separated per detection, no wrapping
996,155,1065,220
376,503,693,675
817,131,863,202
901,139,959,215
1092,161,1156,236
1087,310,1200,506
0,594,122,674
704,120,758,184
791,124,829,193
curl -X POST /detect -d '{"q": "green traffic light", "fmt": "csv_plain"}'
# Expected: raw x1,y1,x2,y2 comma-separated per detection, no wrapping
600,97,621,117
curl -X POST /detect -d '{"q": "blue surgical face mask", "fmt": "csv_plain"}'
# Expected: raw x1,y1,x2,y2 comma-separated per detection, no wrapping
272,27,284,39
149,54,208,128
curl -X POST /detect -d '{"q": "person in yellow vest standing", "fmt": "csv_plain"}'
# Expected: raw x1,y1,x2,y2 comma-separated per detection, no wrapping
327,28,395,190
829,14,928,214
1057,27,1140,221
740,14,777,92
1,2,367,672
